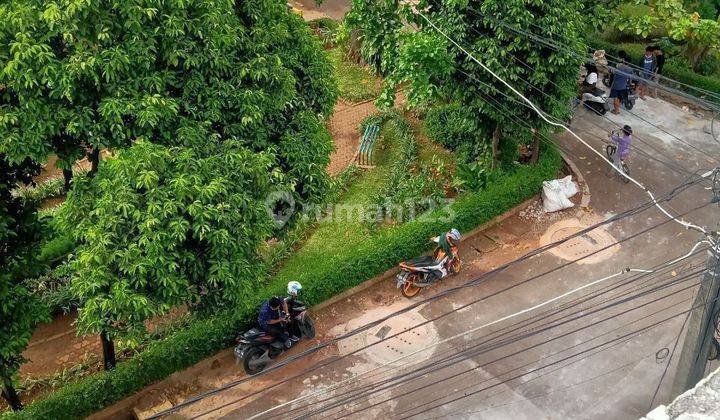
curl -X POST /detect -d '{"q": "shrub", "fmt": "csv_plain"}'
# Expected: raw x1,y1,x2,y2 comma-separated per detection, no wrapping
308,18,341,48
374,115,451,222
3,146,562,420
425,104,479,152
25,262,76,315
35,235,75,267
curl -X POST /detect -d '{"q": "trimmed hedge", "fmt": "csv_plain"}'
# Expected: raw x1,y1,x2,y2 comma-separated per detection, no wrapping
587,38,720,101
3,142,562,420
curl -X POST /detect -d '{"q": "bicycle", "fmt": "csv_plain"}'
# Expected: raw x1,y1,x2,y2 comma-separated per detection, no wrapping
605,130,631,183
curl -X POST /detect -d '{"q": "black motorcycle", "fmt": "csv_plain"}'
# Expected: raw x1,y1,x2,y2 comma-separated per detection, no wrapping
602,73,637,110
235,300,316,375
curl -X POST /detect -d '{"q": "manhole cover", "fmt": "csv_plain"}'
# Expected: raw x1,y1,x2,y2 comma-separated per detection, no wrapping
330,303,439,368
539,219,618,264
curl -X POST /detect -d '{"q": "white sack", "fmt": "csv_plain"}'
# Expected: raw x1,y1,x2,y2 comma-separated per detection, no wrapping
542,176,578,213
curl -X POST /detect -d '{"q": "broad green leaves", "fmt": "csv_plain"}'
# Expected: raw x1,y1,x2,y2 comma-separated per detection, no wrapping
57,141,277,340
0,155,49,380
0,0,337,180
3,0,338,352
348,0,584,155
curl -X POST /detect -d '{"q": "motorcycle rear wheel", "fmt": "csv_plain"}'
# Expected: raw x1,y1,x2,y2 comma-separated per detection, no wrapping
450,258,462,274
401,274,421,298
243,347,268,375
300,316,316,339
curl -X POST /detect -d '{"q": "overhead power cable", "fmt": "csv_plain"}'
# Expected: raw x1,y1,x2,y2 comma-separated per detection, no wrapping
295,254,708,418
294,264,707,420
244,239,710,420
289,251,708,419
481,16,720,108
431,342,678,419
647,291,694,410
458,22,720,164
152,189,710,419
402,291,720,420
415,10,712,239
456,67,713,190
436,13,711,166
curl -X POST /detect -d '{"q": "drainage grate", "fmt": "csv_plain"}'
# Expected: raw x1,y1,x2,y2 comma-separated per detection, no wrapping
540,219,619,264
332,304,439,368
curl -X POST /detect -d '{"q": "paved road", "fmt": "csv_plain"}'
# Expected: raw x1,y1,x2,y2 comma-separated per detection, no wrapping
134,98,717,420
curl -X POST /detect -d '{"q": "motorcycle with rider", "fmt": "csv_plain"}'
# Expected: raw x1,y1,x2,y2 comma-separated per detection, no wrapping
396,228,462,297
235,281,315,375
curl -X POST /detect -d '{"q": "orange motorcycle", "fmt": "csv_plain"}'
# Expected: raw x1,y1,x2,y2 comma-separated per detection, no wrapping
396,235,461,298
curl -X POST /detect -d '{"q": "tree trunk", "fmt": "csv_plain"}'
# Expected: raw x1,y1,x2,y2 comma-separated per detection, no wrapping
100,331,116,371
686,43,711,71
87,148,100,177
348,29,363,65
62,168,73,192
1,374,22,411
693,45,711,71
491,124,501,170
530,128,541,165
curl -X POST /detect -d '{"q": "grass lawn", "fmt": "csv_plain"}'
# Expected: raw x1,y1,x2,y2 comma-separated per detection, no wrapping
271,115,404,279
328,48,382,103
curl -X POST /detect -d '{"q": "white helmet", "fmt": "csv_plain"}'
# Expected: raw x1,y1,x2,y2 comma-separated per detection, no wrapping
449,228,461,242
287,281,302,296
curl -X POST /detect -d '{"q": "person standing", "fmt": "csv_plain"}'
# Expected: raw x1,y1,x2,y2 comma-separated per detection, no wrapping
653,46,665,98
609,52,633,114
637,46,657,100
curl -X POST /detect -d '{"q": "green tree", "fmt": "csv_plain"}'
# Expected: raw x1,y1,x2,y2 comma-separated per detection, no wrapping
0,0,337,191
56,140,276,370
658,0,720,68
0,154,49,411
348,0,584,167
608,0,720,69
344,0,405,76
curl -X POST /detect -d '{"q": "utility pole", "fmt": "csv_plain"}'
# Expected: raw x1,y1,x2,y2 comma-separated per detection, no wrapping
671,168,720,396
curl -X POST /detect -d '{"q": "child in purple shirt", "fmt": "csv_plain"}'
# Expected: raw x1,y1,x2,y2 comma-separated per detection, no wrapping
611,125,632,161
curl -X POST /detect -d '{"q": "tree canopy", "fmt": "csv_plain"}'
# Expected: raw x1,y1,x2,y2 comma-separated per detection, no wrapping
57,140,276,344
0,0,337,188
14,0,339,368
347,0,584,165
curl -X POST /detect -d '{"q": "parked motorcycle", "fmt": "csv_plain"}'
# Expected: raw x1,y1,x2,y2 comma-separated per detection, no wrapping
396,236,461,298
235,300,316,375
581,87,610,115
602,73,637,110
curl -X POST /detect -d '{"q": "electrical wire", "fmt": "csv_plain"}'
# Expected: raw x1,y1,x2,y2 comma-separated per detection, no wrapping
456,66,713,190
647,290,694,410
401,296,697,420
245,240,709,420
458,22,720,163
157,192,711,419
297,264,707,420
308,250,710,419
480,16,720,108
290,250,709,419
415,10,712,239
183,197,708,419
294,268,707,420
402,291,720,420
